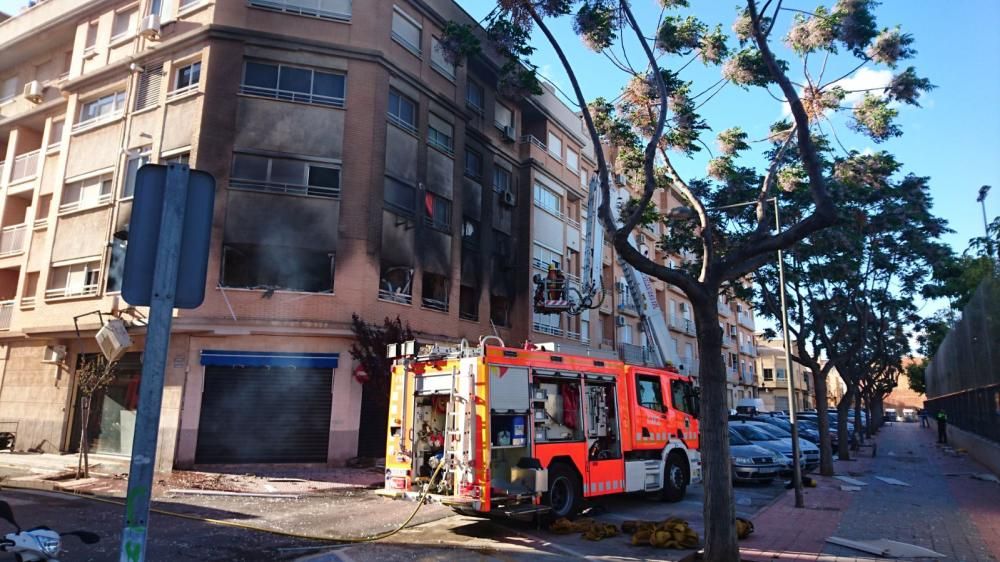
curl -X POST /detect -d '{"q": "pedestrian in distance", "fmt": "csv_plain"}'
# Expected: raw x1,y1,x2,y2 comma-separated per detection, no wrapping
919,408,929,428
936,410,948,444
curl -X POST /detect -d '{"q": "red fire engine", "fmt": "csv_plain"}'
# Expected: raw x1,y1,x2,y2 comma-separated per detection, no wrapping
383,339,700,519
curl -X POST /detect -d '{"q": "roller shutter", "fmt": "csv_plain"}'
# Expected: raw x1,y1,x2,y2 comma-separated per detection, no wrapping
195,366,333,463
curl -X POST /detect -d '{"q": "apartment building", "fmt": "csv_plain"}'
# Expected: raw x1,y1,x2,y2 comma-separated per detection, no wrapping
525,142,760,408
754,337,815,412
0,0,602,469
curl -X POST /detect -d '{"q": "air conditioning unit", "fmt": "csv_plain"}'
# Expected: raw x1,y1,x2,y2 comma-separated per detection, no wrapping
95,319,133,362
615,316,626,327
42,345,67,364
501,125,516,142
138,14,161,38
500,190,516,206
615,173,627,185
22,80,44,103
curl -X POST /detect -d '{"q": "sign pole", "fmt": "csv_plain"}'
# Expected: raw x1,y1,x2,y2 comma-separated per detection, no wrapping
120,164,190,562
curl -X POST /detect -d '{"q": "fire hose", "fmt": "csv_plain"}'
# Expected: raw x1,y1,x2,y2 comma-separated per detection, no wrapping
0,458,446,545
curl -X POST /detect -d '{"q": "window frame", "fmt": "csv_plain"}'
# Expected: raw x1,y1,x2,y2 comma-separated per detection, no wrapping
465,80,484,113
423,191,452,232
247,0,352,22
427,113,454,154
75,91,126,130
240,60,346,108
430,36,456,79
169,60,201,98
547,132,562,161
391,6,422,55
464,148,482,180
0,76,18,103
533,183,562,217
121,147,152,199
230,152,342,199
387,89,417,133
59,172,114,214
110,7,137,42
566,148,579,172
636,374,666,414
47,260,101,300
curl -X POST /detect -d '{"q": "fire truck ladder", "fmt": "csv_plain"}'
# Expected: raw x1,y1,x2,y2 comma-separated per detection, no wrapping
444,365,474,494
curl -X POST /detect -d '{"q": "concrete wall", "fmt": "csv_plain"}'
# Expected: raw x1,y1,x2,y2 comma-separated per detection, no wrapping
0,342,72,453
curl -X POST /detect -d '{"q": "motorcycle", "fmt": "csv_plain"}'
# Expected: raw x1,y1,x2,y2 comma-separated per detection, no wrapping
0,499,100,562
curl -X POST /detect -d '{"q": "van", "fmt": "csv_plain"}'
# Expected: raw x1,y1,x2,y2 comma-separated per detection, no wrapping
884,408,897,422
736,398,766,416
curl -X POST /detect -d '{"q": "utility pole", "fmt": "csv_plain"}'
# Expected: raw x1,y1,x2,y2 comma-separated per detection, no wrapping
978,185,993,262
775,196,804,508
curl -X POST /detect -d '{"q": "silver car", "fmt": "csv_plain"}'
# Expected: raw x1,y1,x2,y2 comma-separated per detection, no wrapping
742,420,821,472
729,422,809,476
729,427,784,483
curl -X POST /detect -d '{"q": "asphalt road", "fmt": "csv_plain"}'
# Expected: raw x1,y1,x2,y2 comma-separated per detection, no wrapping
0,478,786,562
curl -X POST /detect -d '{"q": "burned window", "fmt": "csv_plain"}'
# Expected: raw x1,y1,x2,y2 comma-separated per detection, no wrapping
380,208,415,304
231,153,340,199
459,285,478,321
385,176,416,216
490,294,510,327
222,190,339,294
464,149,482,179
421,272,449,312
423,192,451,232
461,219,479,248
222,244,334,293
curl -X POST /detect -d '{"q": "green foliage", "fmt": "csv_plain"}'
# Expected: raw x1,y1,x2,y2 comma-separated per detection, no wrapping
850,93,901,142
574,2,618,51
784,7,838,54
349,315,415,404
656,15,706,55
905,358,926,395
723,48,787,88
886,67,934,106
439,22,482,67
717,127,749,156
620,197,660,228
867,27,916,67
698,25,730,65
834,0,880,55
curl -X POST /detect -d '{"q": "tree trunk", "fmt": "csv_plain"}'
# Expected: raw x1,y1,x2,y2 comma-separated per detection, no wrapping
693,299,738,561
870,398,883,434
82,399,91,479
853,393,864,445
77,396,90,479
811,368,834,476
837,387,853,460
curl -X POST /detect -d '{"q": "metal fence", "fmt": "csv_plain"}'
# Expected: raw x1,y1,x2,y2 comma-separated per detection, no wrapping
926,276,1000,444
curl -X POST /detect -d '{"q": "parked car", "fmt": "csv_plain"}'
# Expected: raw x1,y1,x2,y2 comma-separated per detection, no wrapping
884,408,898,422
729,421,817,474
743,421,821,472
729,428,784,483
752,415,822,446
902,408,917,422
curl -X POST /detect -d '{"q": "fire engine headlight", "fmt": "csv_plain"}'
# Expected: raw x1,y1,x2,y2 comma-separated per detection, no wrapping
31,533,61,556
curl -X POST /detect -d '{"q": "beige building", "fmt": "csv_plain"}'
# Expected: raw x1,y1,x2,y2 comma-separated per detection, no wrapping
754,337,813,412
0,0,763,470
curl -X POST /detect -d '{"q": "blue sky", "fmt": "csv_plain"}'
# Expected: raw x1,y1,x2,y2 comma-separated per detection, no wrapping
2,0,995,254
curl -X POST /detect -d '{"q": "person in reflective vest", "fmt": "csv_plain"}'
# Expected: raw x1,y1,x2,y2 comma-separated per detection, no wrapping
936,410,948,444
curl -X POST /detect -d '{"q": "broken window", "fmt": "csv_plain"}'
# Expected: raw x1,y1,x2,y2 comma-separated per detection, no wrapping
380,208,415,304
421,272,449,312
490,294,510,327
423,192,451,231
222,190,339,293
459,285,478,321
222,244,334,293
231,153,340,199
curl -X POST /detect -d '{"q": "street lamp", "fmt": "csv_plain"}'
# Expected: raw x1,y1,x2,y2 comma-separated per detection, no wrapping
978,185,993,260
670,196,805,507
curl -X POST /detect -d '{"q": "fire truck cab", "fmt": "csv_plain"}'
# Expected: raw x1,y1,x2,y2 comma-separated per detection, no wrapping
383,340,700,519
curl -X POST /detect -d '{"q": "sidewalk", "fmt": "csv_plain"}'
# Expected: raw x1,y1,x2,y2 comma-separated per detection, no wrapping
0,451,383,498
742,422,1000,561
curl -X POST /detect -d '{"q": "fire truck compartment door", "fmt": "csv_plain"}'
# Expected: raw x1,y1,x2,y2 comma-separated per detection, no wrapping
490,366,529,412
415,373,452,394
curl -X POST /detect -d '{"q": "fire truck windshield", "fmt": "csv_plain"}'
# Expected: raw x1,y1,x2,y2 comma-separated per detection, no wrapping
671,379,699,418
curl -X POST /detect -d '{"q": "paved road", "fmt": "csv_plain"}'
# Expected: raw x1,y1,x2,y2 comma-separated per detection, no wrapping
0,474,787,561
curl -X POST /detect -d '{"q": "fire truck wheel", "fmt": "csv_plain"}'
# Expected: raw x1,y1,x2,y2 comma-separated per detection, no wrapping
544,463,582,519
659,453,688,502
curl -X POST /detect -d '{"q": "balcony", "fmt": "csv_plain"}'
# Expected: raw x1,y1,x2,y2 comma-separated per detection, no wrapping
46,283,99,300
0,301,12,330
9,150,40,184
0,224,27,257
533,321,564,337
617,299,640,316
669,314,696,336
718,300,732,316
740,342,757,356
618,343,660,367
738,311,755,329
676,355,698,375
58,193,112,215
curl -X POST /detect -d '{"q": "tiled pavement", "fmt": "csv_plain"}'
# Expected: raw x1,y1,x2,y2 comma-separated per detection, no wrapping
742,422,1000,561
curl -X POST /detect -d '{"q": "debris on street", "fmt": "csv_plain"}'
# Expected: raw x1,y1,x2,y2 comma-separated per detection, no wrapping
873,476,911,486
825,537,947,558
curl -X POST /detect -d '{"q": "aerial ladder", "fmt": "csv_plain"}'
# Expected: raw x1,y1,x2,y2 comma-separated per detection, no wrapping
533,174,678,369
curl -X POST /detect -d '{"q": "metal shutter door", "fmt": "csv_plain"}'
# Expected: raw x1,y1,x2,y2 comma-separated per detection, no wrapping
195,366,332,464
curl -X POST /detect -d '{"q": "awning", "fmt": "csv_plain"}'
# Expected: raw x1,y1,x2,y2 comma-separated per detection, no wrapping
200,350,339,369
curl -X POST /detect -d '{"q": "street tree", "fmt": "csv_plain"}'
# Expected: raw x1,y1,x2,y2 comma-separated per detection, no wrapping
443,1,931,557
75,354,118,479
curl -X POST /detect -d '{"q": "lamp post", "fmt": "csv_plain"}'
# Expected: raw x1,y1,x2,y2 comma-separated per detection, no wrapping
690,195,805,507
978,185,993,261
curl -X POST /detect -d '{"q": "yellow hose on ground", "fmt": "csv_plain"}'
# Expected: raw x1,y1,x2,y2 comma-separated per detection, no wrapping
1,460,446,544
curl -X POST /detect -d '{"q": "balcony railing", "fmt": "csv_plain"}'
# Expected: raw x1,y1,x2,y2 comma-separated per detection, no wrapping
739,312,755,328
19,296,36,310
0,224,27,257
618,343,662,367
669,315,696,336
0,301,13,330
718,300,732,316
10,150,40,183
520,134,546,151
378,288,412,305
45,284,99,300
58,193,112,214
533,322,564,337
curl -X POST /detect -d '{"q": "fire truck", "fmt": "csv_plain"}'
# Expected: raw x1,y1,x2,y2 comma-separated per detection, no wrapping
383,339,701,519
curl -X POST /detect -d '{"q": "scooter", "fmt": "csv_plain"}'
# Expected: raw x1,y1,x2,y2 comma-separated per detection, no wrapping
0,499,99,562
